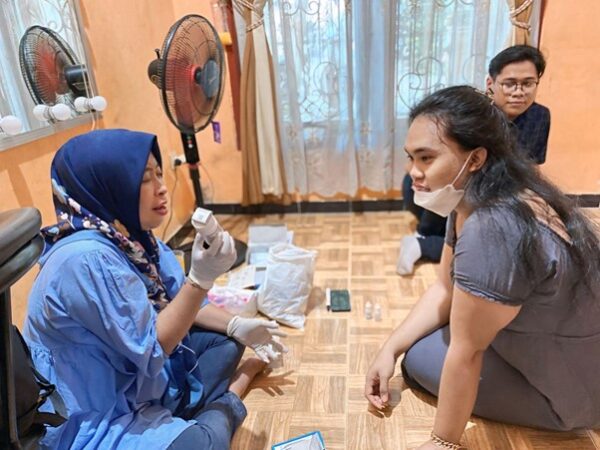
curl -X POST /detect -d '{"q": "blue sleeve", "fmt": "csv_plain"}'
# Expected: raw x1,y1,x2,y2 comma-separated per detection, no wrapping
157,240,185,299
156,241,210,308
49,247,168,378
453,208,542,305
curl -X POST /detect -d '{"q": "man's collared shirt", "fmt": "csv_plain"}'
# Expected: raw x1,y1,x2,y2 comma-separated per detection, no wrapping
512,102,551,165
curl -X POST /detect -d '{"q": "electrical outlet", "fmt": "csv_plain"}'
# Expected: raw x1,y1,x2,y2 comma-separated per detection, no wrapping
170,154,186,169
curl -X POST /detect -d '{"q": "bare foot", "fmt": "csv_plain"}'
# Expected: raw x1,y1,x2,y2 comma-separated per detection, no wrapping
228,357,267,398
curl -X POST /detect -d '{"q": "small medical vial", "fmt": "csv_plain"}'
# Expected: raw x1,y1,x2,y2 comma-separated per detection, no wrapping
373,303,382,321
364,300,373,320
191,207,220,248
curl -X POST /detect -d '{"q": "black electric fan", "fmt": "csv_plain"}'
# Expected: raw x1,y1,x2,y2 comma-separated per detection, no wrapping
19,25,89,109
148,14,246,269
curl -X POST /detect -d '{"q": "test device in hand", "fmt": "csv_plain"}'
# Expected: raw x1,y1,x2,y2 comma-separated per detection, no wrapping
326,288,351,312
191,207,219,249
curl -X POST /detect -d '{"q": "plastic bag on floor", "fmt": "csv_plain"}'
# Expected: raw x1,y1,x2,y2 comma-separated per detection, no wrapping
258,243,317,329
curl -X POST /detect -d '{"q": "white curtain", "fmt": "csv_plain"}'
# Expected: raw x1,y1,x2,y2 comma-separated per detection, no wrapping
249,0,285,196
234,0,288,204
265,0,511,197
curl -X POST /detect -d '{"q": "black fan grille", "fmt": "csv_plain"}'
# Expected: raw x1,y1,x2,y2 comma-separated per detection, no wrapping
159,15,225,134
19,25,80,105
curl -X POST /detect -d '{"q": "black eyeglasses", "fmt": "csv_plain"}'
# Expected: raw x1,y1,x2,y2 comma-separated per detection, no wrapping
497,80,539,94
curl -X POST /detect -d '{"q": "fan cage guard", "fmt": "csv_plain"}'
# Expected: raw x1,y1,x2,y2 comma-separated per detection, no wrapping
159,14,226,135
19,25,84,106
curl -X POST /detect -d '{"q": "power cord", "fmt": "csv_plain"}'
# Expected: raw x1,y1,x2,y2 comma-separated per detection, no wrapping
160,160,213,242
161,160,179,241
199,162,215,204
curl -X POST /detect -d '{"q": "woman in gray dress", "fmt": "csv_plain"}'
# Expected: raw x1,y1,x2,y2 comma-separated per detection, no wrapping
364,86,600,450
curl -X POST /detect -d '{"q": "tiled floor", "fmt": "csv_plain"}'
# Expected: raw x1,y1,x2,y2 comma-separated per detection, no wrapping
9,209,599,449
219,210,600,450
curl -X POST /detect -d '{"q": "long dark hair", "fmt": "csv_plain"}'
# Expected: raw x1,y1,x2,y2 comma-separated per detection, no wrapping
409,85,600,291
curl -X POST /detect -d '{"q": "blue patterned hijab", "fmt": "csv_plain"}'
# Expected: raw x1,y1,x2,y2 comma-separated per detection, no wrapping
44,129,170,309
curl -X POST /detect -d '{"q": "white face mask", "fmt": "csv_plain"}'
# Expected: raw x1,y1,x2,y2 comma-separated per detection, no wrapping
413,152,474,217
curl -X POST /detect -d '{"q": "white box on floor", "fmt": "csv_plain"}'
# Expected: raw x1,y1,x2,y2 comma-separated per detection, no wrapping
245,224,293,268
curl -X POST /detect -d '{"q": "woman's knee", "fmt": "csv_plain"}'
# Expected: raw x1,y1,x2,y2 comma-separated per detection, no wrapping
189,328,244,359
168,424,231,450
221,337,244,361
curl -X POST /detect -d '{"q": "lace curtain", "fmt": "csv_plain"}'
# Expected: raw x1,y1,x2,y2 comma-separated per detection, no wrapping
264,0,512,197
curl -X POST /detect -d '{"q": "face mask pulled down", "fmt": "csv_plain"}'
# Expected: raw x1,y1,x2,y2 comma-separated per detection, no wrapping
413,152,474,217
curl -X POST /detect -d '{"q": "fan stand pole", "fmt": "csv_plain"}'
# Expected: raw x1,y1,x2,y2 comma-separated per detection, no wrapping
179,133,247,270
181,133,203,207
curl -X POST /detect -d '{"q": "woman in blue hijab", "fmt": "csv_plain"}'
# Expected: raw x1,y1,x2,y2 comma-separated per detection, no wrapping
24,129,284,450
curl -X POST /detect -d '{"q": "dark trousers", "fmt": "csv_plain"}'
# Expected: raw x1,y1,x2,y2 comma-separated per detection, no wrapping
402,174,446,262
168,328,246,450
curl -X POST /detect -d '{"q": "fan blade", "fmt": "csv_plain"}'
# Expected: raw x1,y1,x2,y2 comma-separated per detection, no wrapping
167,58,199,133
37,38,70,99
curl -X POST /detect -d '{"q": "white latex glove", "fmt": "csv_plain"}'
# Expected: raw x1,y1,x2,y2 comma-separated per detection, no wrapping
253,337,288,364
226,316,288,348
187,230,236,290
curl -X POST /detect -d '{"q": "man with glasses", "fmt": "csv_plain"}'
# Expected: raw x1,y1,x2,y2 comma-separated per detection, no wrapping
486,45,550,164
397,45,550,276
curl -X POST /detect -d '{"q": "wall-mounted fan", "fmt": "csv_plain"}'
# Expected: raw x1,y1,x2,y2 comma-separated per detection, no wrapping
19,25,106,122
148,14,246,268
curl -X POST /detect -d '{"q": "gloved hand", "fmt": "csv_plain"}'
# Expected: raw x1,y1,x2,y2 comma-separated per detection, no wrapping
187,230,236,290
252,337,288,364
226,316,288,358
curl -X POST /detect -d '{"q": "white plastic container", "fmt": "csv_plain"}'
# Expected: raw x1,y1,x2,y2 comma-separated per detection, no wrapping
364,300,373,320
191,207,220,248
373,303,382,321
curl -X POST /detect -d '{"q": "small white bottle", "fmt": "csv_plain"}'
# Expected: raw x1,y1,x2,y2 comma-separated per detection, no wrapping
191,207,220,248
373,303,382,322
364,300,373,320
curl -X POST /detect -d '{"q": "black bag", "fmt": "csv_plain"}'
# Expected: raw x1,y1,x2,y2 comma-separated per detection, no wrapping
0,326,66,440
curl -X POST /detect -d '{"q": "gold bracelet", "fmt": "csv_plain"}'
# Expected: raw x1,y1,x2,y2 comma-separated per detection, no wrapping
430,432,464,450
